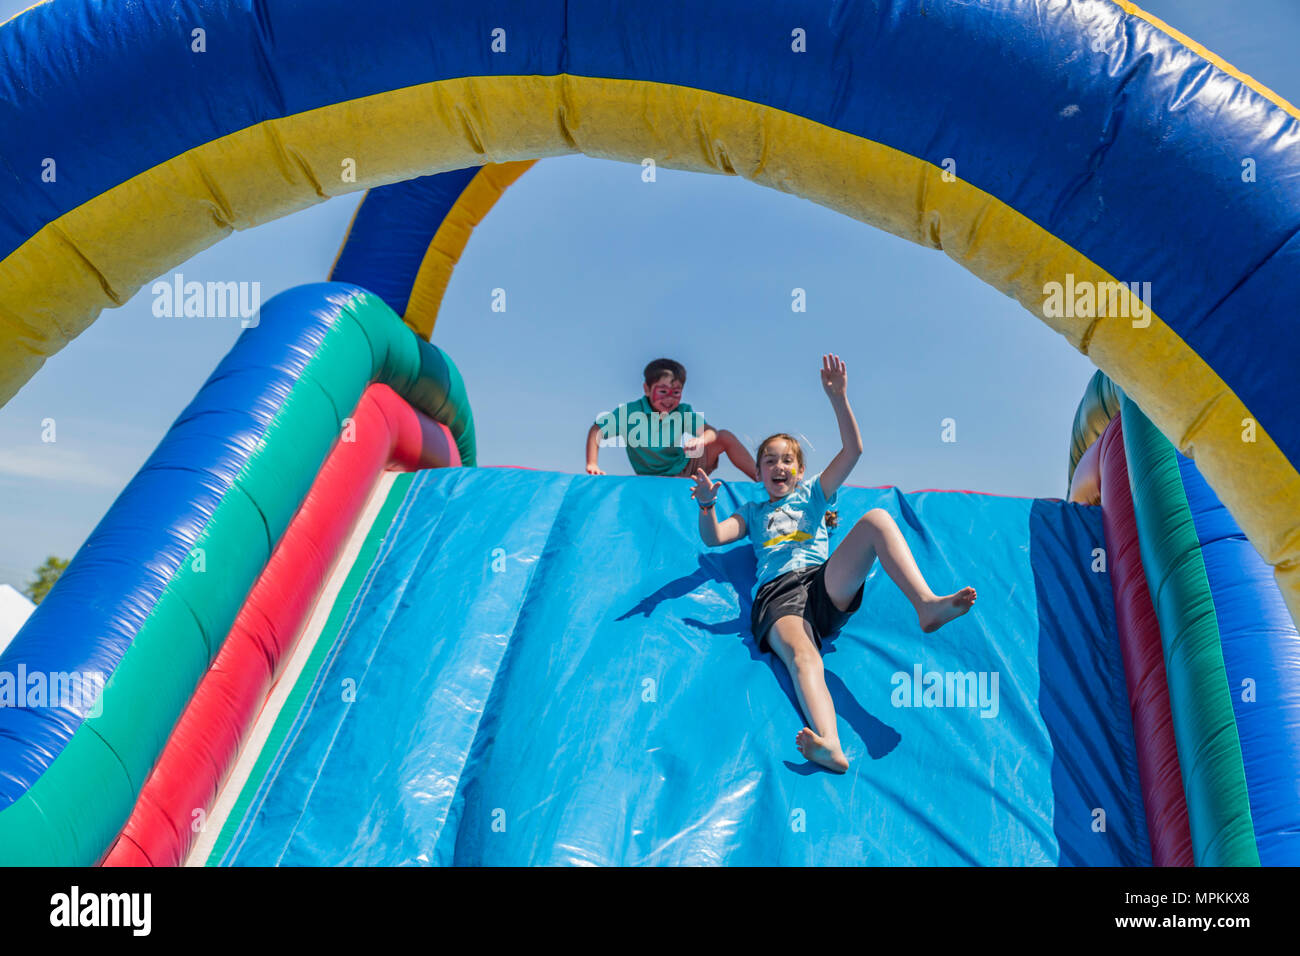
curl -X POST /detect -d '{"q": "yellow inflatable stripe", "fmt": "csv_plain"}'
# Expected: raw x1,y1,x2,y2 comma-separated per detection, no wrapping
0,74,1295,629
404,160,536,337
1120,1,1300,122
0,0,51,29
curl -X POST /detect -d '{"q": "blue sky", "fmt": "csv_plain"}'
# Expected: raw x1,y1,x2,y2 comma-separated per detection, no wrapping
0,0,1297,591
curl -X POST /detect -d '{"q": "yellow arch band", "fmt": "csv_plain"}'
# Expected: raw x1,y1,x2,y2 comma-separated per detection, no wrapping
0,74,1296,629
404,160,536,337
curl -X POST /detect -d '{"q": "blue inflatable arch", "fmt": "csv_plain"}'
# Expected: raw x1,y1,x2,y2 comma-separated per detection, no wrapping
0,0,1298,628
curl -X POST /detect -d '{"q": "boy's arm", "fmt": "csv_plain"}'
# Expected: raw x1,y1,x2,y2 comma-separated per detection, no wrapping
696,410,717,443
818,355,862,500
681,408,715,459
586,423,605,475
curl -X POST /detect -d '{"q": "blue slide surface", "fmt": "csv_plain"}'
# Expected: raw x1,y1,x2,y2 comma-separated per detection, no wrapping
219,468,1149,865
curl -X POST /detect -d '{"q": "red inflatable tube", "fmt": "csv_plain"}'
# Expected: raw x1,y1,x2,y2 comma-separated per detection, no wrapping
101,383,458,866
1097,414,1194,866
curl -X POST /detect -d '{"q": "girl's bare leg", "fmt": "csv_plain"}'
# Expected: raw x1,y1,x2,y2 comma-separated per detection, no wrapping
765,615,849,773
823,509,977,632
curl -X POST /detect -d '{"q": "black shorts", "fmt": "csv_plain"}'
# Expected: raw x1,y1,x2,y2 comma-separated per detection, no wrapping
750,562,864,654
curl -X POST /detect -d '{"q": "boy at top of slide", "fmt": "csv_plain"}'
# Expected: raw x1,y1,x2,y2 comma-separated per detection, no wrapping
586,358,758,480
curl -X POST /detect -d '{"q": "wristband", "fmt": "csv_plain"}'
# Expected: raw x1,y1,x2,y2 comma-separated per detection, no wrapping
697,498,716,510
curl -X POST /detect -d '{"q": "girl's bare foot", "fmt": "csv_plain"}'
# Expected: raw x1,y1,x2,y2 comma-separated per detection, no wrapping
918,587,977,633
795,727,850,773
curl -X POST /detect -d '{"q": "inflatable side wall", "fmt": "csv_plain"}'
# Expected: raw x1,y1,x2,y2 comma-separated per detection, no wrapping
1097,413,1193,866
1121,394,1300,866
1070,372,1300,865
0,284,475,865
102,383,460,866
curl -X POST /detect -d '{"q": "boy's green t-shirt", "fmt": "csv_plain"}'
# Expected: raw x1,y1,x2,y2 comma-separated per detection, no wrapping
594,397,709,476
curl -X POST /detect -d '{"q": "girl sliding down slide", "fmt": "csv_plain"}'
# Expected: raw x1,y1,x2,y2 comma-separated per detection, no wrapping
692,354,977,772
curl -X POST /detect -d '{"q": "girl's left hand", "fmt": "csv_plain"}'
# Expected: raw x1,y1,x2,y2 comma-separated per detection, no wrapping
821,353,847,397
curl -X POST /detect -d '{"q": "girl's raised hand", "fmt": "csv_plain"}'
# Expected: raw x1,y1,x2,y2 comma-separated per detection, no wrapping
689,468,719,505
821,353,848,398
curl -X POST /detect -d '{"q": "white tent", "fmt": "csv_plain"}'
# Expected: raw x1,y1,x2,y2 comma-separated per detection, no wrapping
0,584,35,655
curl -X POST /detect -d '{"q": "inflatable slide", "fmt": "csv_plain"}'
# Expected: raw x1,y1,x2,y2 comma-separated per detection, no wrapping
0,0,1297,866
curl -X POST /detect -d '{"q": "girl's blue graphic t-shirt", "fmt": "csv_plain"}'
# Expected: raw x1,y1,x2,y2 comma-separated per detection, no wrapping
734,472,836,598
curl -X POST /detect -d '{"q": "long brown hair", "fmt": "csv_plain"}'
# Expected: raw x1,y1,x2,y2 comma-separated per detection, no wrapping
755,433,839,529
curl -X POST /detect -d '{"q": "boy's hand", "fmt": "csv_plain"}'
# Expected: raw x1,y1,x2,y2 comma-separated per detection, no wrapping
689,469,719,505
821,353,847,398
586,464,606,475
683,428,717,459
